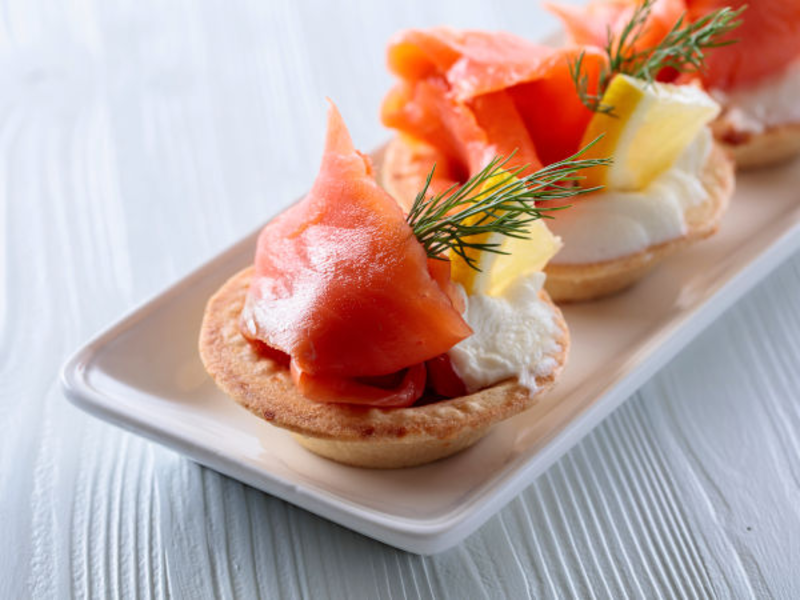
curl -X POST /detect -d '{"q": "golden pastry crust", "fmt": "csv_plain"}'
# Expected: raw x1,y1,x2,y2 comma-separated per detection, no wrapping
711,117,800,170
379,136,734,303
199,268,569,468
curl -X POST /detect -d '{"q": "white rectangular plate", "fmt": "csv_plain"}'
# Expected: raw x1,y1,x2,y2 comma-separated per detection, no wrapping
62,154,800,554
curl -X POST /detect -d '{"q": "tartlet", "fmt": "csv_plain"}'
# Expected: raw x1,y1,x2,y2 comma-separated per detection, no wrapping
198,103,584,469
379,20,739,302
199,268,569,468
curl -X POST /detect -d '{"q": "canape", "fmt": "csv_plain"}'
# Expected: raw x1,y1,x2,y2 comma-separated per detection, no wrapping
380,8,737,302
200,103,605,468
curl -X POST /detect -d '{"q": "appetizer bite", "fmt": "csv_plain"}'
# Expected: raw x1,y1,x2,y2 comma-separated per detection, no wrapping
199,103,607,468
380,6,737,302
550,0,800,168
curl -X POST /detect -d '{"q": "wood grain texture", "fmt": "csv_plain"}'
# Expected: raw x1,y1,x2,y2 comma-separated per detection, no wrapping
0,0,798,597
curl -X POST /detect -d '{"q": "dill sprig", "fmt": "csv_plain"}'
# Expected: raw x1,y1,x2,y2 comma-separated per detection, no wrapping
406,143,611,270
570,0,745,114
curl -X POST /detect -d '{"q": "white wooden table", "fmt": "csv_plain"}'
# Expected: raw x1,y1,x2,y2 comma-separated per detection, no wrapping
2,0,798,597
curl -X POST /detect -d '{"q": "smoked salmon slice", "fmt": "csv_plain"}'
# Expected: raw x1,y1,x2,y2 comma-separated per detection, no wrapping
382,28,605,174
241,104,472,390
290,362,428,407
686,0,800,90
546,0,686,54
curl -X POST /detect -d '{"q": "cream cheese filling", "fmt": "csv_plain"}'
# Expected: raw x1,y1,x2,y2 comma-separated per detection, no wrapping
713,58,800,134
447,273,562,393
548,128,712,265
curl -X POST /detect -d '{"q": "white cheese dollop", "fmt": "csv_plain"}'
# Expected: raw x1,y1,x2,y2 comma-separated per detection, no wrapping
447,273,562,393
548,128,712,264
713,58,800,134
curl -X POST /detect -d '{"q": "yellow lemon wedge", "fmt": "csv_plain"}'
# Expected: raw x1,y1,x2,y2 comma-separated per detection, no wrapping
448,173,562,297
580,74,720,191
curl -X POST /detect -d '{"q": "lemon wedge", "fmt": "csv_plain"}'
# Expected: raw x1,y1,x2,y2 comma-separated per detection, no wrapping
580,74,720,191
448,173,562,297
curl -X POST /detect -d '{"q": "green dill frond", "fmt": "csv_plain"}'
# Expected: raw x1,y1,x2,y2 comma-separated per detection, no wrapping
405,142,611,270
570,0,745,114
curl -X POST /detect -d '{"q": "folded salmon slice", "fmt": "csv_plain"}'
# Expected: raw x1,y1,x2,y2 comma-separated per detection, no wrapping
383,76,492,175
546,0,686,54
548,0,800,91
382,28,605,174
290,362,428,407
687,0,800,90
241,104,472,392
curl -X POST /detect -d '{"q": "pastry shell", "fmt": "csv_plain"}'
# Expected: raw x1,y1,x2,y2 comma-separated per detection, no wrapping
199,268,569,468
380,136,734,303
711,118,800,170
